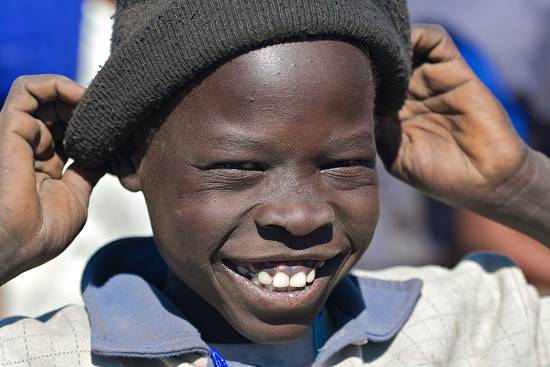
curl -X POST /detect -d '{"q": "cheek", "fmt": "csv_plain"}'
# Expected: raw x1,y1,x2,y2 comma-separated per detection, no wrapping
140,149,254,275
147,193,230,299
150,198,225,262
146,186,252,267
335,185,379,253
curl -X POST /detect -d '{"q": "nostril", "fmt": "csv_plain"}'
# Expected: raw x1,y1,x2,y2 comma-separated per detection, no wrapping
256,224,333,249
254,201,335,237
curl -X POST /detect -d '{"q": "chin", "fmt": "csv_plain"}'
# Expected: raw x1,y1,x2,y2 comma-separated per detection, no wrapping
211,252,356,343
239,320,315,344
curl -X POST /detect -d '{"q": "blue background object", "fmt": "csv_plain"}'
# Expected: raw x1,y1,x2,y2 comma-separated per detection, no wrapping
0,0,83,105
0,3,530,143
452,32,530,143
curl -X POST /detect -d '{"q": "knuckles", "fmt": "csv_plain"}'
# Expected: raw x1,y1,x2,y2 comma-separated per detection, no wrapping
412,23,450,41
10,74,72,95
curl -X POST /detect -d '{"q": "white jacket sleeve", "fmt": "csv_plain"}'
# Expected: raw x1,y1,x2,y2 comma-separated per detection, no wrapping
356,252,550,366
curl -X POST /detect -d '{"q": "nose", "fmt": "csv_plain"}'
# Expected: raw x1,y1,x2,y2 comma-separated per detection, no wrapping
254,200,335,237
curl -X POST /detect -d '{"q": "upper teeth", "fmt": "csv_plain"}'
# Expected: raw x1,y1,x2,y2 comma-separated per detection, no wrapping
258,271,272,285
290,272,306,287
231,259,327,292
306,269,315,283
253,269,315,290
272,272,290,288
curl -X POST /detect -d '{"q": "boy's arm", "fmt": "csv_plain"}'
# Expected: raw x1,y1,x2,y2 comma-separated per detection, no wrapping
0,75,104,286
477,148,550,247
378,24,550,246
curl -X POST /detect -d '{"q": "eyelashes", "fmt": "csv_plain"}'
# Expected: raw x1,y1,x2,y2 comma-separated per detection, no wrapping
203,159,375,172
204,162,265,171
196,159,376,191
200,159,376,181
320,159,375,170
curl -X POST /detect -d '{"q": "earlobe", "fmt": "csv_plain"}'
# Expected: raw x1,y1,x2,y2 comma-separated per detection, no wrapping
118,169,142,193
109,141,143,192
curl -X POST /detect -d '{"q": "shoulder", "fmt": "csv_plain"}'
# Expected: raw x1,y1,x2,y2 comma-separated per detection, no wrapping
354,253,550,366
354,252,531,300
0,305,95,366
355,252,540,319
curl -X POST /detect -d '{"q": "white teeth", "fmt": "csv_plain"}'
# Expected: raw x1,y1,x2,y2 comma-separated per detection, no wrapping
258,271,273,285
236,261,320,291
306,269,315,284
272,272,290,288
236,266,249,275
318,260,325,268
251,276,261,286
289,272,307,288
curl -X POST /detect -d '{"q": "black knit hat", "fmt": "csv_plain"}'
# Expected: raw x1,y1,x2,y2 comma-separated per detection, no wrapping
65,0,411,167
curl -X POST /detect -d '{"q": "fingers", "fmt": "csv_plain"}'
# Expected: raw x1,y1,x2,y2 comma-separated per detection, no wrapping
0,110,43,185
1,75,84,153
0,75,84,205
3,75,84,115
406,25,480,119
411,24,462,64
377,25,467,171
62,163,106,208
33,121,65,179
0,76,95,278
1,75,83,173
407,60,473,101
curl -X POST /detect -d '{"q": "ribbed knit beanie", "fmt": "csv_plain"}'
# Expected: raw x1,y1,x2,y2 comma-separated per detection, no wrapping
65,0,412,167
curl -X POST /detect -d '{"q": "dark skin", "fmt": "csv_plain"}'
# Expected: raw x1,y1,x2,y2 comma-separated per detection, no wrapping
130,41,379,343
0,25,538,344
377,25,527,227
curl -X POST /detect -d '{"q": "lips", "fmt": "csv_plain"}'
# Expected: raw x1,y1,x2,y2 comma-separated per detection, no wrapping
224,259,327,291
210,238,350,326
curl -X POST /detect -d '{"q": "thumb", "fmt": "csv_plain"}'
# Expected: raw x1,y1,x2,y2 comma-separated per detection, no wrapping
62,163,106,207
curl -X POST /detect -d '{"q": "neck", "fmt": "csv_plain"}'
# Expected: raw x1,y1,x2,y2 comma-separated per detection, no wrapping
164,271,250,344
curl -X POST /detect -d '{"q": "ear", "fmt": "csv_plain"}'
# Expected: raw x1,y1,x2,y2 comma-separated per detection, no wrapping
109,137,143,192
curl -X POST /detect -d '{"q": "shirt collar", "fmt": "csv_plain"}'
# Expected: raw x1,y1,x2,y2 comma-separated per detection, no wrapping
81,238,422,364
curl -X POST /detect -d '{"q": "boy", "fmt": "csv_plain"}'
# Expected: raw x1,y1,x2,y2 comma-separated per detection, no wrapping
0,1,549,366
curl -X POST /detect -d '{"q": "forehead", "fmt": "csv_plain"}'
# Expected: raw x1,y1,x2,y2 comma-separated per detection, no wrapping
155,40,376,148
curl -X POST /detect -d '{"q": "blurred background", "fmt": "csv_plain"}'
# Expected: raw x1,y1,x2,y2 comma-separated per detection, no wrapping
0,0,549,318
0,0,152,317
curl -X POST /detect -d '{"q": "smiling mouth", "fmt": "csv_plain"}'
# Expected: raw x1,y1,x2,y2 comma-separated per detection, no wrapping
222,257,335,292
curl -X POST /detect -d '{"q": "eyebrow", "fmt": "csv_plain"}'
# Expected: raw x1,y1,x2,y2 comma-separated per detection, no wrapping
326,130,375,153
211,134,271,152
209,129,375,153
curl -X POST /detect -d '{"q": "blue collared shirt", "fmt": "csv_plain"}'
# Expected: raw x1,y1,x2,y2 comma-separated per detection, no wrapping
81,238,422,366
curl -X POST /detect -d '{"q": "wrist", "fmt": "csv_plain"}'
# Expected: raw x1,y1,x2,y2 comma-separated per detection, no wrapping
0,226,45,286
477,147,550,245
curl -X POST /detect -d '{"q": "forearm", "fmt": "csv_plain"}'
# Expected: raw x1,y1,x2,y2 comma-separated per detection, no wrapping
478,149,550,246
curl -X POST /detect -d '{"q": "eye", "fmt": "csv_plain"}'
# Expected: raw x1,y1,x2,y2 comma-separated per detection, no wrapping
321,159,375,170
320,159,376,188
205,161,264,171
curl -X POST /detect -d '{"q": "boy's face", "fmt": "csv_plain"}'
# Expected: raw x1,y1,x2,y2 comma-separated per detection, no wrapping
138,40,378,343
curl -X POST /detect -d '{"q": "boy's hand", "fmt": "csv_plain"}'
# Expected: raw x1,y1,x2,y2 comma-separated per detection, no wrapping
0,75,104,285
377,24,528,212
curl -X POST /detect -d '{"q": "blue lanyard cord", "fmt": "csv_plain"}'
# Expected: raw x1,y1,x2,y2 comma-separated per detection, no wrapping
209,311,326,365
313,311,327,356
209,346,229,367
